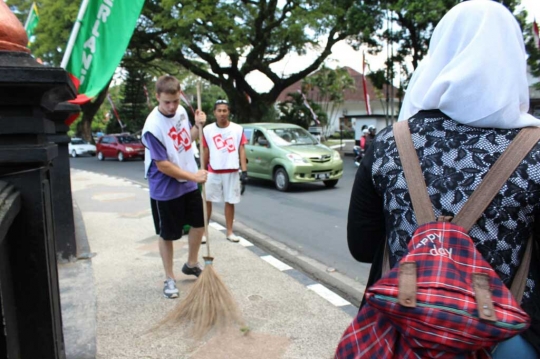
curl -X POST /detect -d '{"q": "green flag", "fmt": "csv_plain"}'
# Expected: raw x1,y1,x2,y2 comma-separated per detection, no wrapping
24,2,39,44
65,0,144,105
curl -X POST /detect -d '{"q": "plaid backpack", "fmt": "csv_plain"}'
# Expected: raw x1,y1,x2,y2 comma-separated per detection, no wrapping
335,122,540,359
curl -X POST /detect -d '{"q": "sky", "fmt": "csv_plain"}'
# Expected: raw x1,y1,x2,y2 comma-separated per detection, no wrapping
247,0,540,93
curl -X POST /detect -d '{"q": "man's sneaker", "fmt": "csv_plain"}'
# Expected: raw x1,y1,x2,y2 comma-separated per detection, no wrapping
182,262,202,277
163,278,179,299
201,236,207,244
354,161,360,167
226,234,240,243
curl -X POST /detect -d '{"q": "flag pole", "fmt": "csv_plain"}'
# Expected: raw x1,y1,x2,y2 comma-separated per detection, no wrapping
23,2,36,30
61,0,91,69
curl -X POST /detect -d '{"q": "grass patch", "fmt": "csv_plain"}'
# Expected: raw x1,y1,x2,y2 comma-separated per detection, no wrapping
323,140,342,146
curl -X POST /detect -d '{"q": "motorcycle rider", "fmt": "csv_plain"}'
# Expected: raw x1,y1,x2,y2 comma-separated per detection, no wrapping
365,125,376,152
354,129,369,167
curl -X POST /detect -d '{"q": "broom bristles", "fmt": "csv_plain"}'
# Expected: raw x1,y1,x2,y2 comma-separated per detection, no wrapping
156,264,244,339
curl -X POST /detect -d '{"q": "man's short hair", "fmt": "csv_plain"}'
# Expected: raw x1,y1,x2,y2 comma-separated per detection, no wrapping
213,99,229,110
156,75,180,95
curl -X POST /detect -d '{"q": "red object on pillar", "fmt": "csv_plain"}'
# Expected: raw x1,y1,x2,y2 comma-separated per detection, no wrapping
0,1,30,53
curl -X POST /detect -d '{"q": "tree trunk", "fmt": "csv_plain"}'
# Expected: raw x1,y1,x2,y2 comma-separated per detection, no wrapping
76,81,111,143
226,90,276,123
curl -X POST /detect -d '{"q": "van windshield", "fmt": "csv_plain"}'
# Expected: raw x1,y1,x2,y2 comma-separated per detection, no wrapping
267,128,318,146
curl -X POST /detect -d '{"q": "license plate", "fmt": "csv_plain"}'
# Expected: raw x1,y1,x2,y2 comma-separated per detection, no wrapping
316,172,330,180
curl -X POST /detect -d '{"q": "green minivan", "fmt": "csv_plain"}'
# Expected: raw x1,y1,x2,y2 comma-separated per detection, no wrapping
242,123,343,191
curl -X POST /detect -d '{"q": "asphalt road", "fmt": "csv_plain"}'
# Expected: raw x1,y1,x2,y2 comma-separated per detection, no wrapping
69,153,372,286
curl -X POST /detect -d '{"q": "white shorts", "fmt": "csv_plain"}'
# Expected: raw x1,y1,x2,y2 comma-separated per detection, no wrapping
206,172,241,204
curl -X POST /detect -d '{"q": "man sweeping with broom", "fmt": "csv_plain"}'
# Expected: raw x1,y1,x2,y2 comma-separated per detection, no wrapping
142,75,208,299
155,81,244,339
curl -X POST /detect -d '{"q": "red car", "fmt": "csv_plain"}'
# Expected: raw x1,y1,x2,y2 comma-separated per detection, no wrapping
96,134,145,161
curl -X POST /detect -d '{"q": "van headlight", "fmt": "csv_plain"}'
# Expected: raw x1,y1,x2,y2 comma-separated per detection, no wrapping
286,153,308,164
333,151,341,160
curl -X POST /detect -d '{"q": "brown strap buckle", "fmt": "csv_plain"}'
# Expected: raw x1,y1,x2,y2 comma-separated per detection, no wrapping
472,273,497,322
398,262,417,308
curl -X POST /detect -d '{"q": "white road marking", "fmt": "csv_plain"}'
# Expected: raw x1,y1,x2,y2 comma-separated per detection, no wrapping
238,237,253,247
261,255,292,271
307,284,351,307
209,222,226,231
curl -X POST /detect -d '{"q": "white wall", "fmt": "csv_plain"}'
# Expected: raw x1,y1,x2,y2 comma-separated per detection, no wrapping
326,100,400,133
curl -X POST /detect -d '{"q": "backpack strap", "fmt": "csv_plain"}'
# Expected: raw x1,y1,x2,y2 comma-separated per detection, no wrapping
386,121,435,276
452,128,540,231
392,121,540,300
393,121,435,225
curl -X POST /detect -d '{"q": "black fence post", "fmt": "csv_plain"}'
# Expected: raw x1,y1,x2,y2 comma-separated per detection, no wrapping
0,4,78,357
47,103,81,261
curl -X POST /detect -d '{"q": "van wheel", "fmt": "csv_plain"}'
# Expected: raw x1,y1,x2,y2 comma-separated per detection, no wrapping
274,168,290,192
71,150,77,158
117,152,125,162
97,152,104,161
323,179,338,188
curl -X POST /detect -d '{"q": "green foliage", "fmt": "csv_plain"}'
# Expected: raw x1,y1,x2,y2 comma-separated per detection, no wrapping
7,0,79,65
116,66,153,134
328,130,354,140
517,12,540,83
132,0,384,123
302,66,355,132
364,0,522,80
278,92,327,129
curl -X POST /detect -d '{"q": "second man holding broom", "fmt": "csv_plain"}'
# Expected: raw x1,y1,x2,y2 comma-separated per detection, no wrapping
142,75,208,299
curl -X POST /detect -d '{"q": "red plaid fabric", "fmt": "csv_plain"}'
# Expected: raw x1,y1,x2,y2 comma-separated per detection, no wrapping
336,221,530,358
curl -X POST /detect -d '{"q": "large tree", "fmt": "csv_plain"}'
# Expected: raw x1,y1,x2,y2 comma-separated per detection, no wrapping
130,0,383,123
367,0,521,85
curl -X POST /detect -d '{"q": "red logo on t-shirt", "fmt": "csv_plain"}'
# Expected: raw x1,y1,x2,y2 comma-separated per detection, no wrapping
213,134,236,153
168,127,192,152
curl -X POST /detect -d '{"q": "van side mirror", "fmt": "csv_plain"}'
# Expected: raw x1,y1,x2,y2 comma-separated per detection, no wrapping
258,137,269,147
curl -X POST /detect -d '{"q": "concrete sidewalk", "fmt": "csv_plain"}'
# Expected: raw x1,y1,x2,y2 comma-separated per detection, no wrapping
59,169,356,359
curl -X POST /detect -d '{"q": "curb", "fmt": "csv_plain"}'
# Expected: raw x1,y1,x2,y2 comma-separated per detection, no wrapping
212,211,364,309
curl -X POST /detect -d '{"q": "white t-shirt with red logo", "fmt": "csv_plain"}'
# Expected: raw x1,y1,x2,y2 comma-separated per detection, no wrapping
142,106,198,181
202,122,246,172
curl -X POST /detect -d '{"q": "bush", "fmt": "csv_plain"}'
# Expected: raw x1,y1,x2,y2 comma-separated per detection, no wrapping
329,130,354,139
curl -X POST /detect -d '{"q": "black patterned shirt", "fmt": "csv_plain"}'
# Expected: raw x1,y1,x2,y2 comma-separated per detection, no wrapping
347,110,540,350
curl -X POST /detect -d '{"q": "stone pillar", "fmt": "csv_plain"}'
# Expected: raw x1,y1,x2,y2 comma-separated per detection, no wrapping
0,3,77,358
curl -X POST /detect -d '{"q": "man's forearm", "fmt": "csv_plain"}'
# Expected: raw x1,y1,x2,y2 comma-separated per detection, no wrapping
156,160,195,182
239,146,247,172
190,125,200,143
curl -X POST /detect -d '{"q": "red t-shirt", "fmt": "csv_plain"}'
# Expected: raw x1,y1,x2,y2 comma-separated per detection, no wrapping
360,136,366,150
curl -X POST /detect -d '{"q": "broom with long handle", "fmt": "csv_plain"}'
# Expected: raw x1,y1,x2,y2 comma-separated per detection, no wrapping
156,80,244,339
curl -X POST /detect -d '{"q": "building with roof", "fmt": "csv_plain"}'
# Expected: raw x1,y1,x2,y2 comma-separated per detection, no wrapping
277,66,400,140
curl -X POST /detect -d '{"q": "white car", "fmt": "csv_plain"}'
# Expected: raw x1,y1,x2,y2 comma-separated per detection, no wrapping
68,138,97,157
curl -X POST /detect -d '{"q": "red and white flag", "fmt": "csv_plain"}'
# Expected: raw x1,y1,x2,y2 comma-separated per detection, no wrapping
362,52,372,115
143,85,152,109
534,20,540,50
107,93,125,129
297,90,320,125
179,89,195,115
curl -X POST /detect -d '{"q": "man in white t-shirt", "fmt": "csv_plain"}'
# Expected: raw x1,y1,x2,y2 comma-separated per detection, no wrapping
141,75,207,299
202,99,248,242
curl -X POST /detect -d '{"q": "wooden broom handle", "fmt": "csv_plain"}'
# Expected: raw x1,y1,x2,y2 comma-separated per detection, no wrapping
196,80,211,257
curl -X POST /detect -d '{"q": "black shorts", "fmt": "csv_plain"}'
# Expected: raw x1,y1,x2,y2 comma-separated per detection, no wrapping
150,189,204,240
